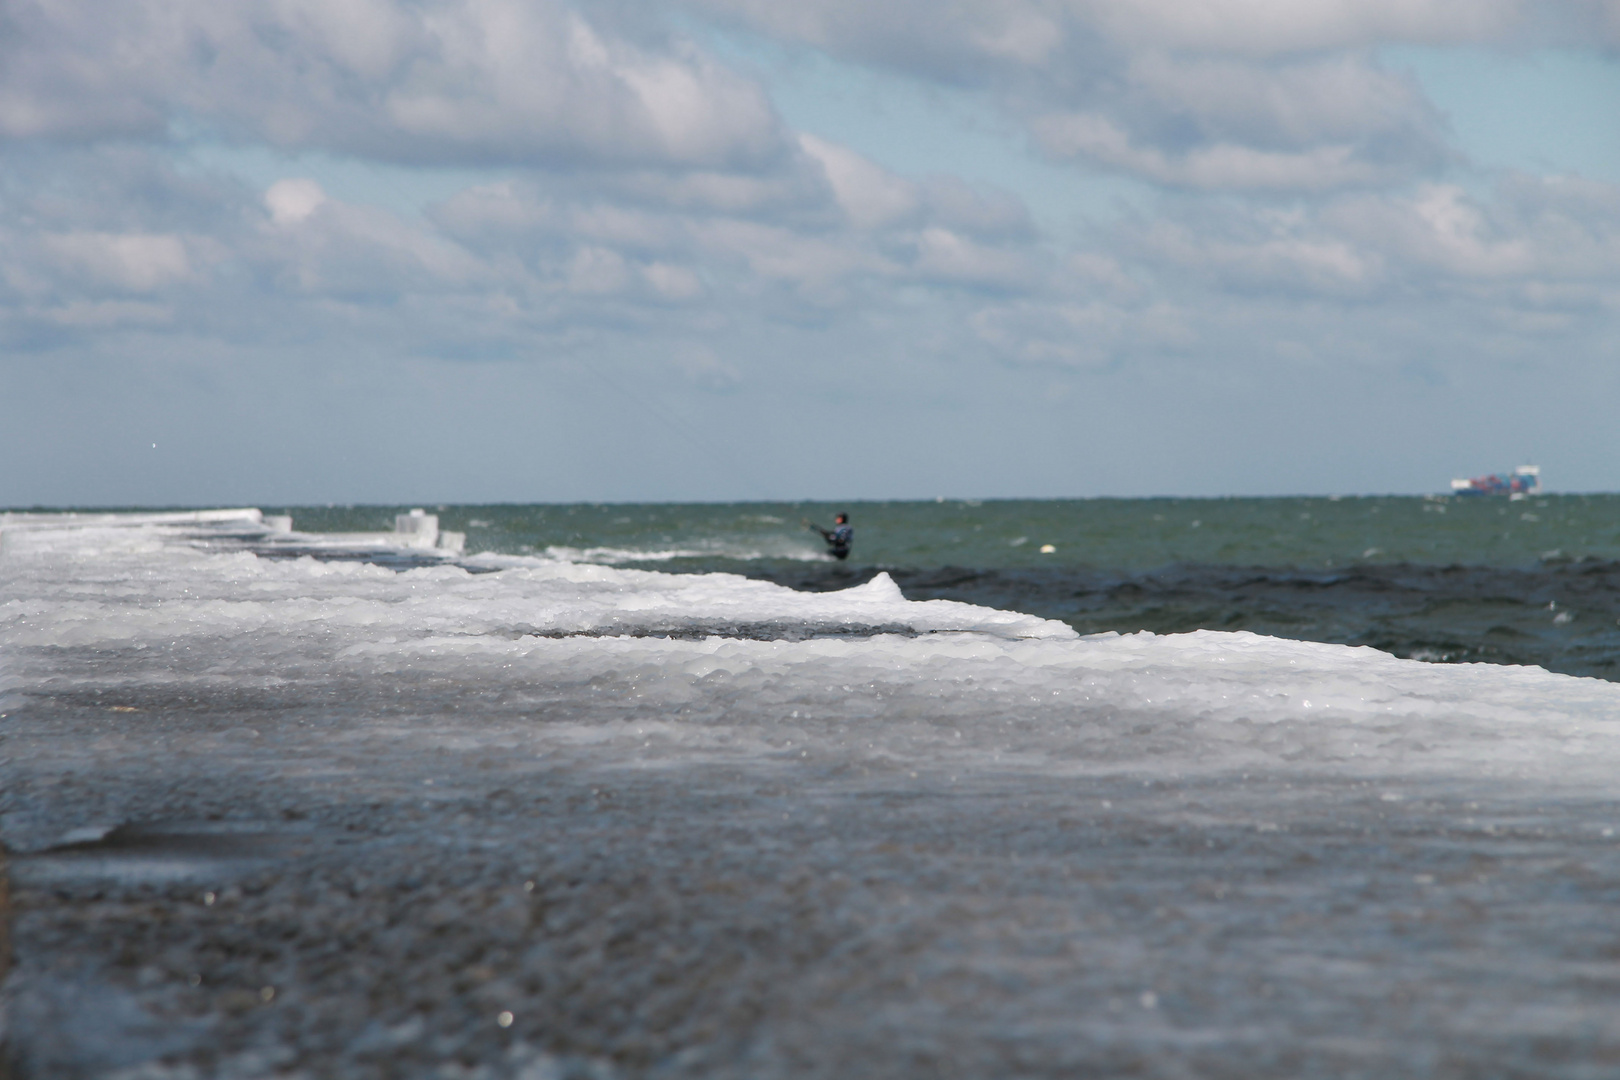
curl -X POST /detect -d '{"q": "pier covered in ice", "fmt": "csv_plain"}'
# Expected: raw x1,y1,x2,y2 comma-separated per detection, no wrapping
5,511,1620,1078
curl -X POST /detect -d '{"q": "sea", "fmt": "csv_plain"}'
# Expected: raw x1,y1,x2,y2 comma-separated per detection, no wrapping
7,495,1620,1077
280,493,1620,680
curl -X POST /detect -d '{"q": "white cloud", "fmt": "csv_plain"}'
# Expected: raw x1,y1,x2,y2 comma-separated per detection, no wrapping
373,2,782,166
568,246,633,294
921,179,1035,240
968,298,1148,368
1120,52,1441,148
1112,174,1620,313
799,134,919,229
0,0,787,169
686,0,1557,66
1023,43,1453,189
4,2,1619,501
0,0,1544,200
265,179,329,226
39,232,195,292
1326,177,1620,289
422,136,1042,306
1404,184,1537,276
693,218,894,293
1032,113,1398,191
1085,0,1525,55
911,227,1037,289
643,262,705,300
256,195,490,299
1129,217,1380,295
679,0,1605,192
429,182,563,239
605,168,829,216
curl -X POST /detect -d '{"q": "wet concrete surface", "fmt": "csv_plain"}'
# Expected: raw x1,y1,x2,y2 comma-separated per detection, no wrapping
10,673,1620,1079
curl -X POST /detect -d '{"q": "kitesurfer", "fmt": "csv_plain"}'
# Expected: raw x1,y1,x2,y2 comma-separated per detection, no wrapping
805,512,853,560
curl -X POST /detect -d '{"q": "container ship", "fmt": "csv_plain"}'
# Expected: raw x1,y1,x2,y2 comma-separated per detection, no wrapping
1450,465,1541,497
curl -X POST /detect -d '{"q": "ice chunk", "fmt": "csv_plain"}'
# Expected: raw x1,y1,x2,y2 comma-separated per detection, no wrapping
394,510,439,549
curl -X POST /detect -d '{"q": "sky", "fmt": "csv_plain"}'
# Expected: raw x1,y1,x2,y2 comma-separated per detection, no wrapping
3,0,1620,506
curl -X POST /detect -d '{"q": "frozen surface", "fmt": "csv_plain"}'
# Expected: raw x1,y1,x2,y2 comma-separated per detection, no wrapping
6,514,1620,1078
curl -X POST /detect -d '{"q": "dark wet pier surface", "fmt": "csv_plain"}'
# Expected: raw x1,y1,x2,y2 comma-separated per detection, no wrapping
10,662,1620,1079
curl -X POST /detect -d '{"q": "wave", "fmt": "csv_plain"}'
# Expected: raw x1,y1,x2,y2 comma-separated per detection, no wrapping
748,561,1620,681
541,543,832,565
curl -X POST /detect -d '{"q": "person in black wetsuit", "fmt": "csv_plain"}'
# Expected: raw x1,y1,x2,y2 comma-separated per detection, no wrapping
806,512,853,560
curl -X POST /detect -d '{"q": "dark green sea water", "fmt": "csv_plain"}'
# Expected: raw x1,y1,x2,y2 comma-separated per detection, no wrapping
275,495,1620,680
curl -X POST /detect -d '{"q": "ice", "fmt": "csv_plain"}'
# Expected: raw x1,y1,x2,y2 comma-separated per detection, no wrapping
7,508,1620,837
6,515,1616,788
8,512,1620,1077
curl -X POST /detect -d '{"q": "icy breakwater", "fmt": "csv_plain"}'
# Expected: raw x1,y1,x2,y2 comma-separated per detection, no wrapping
6,512,1620,1078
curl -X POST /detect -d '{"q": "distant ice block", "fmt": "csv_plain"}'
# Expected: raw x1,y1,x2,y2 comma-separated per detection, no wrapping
0,508,263,529
0,508,267,559
0,508,470,563
393,509,439,550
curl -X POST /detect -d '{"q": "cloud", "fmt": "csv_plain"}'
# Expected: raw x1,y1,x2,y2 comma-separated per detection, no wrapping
0,0,787,169
3,5,1616,410
257,184,490,300
1025,45,1452,190
0,0,1554,200
421,135,1047,308
1126,216,1380,297
8,132,1613,390
265,179,329,226
921,178,1036,241
1100,173,1620,324
567,246,633,295
685,0,1574,68
675,0,1070,75
799,134,920,229
1085,0,1526,55
0,119,1061,371
1032,113,1404,191
911,227,1039,290
643,261,705,300
38,232,196,293
678,0,1610,192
